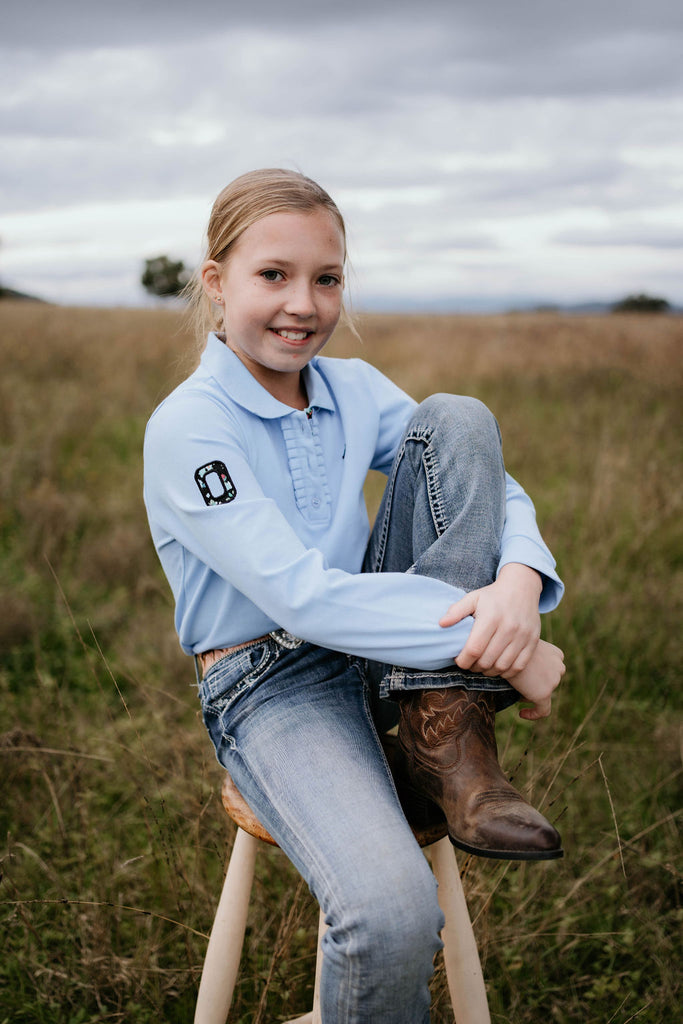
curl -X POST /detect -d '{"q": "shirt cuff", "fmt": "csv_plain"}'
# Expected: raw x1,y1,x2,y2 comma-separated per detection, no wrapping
497,543,564,613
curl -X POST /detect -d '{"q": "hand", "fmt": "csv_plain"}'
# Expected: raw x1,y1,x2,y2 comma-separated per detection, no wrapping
504,639,566,719
440,563,543,677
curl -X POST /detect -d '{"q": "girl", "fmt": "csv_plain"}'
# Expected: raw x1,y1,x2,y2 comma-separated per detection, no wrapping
143,168,566,1023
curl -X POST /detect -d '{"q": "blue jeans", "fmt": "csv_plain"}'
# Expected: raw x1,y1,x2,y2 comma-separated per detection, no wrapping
198,395,515,1023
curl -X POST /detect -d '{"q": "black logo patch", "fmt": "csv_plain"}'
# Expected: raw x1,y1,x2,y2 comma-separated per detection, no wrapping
195,462,237,506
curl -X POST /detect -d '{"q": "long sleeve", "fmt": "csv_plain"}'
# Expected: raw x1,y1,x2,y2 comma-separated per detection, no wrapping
499,474,563,611
145,391,476,666
144,336,563,662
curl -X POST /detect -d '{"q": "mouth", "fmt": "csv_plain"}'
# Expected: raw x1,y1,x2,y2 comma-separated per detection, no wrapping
270,327,314,343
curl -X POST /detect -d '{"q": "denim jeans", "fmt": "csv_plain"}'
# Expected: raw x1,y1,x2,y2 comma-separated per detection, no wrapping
198,394,515,1023
363,393,517,730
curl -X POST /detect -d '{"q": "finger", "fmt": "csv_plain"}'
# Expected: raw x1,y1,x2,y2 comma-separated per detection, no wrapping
439,592,478,628
546,642,566,666
504,641,538,677
466,632,511,673
456,659,501,677
481,638,529,676
455,618,499,670
462,622,531,674
519,698,551,721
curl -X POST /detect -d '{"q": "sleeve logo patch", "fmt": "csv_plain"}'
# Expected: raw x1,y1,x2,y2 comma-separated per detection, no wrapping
194,461,237,506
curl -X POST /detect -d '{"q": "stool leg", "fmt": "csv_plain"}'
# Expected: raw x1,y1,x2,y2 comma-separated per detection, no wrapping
194,827,259,1024
312,907,327,1024
430,837,490,1024
283,906,326,1024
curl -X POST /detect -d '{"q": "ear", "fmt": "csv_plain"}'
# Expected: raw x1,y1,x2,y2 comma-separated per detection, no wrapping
201,260,224,303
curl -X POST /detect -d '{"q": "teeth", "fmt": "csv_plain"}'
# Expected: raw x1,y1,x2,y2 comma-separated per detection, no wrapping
276,330,309,341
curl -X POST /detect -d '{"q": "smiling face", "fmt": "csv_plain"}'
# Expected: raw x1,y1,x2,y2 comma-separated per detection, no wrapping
202,208,345,408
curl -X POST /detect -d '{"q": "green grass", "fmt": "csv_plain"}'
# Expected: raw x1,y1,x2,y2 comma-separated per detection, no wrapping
1,302,680,1022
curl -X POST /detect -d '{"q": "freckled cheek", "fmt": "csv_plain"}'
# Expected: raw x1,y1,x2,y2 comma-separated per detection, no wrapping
245,305,277,330
321,292,342,318
326,300,342,328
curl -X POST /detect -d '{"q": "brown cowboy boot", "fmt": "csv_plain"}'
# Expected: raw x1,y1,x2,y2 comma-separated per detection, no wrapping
395,688,563,860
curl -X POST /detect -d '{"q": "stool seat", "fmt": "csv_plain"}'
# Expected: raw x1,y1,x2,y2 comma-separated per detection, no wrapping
220,734,449,849
197,735,491,1024
221,772,277,846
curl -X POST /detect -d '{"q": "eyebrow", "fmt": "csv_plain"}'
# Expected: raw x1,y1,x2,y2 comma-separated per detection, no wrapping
259,258,344,272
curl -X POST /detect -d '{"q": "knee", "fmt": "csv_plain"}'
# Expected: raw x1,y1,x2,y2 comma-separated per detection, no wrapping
416,392,496,431
382,861,444,964
413,393,502,454
325,855,444,971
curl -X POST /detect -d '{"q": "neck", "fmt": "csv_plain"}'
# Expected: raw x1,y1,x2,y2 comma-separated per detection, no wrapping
227,344,309,409
273,372,308,410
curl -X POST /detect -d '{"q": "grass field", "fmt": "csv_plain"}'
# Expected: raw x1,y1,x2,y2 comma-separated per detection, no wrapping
0,301,681,1023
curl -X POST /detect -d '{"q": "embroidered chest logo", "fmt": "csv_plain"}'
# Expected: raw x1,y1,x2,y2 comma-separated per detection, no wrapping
194,462,237,506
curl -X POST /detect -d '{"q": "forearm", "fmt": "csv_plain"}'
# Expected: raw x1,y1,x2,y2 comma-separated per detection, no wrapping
500,473,564,611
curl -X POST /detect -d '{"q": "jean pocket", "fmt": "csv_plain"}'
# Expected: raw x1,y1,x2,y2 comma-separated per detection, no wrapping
200,641,275,718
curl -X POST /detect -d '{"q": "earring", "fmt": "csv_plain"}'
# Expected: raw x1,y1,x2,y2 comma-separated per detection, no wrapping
215,295,222,304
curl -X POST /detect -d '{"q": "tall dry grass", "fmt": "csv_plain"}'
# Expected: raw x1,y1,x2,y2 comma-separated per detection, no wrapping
0,301,681,1023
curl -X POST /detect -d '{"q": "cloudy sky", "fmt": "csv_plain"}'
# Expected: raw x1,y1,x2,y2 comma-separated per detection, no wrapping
2,0,682,310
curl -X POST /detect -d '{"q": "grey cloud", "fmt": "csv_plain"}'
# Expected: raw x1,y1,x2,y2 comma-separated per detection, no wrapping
4,0,448,51
1,113,676,222
5,1,682,101
341,154,680,225
554,226,683,249
440,156,681,218
2,1,681,308
350,213,501,256
440,35,683,98
424,235,501,252
6,0,683,48
465,160,636,207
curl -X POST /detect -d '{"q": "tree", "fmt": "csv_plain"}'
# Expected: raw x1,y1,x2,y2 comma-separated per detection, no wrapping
141,255,191,298
611,292,670,314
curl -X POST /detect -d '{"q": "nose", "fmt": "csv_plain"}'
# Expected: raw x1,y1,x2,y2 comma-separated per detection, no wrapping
283,280,316,319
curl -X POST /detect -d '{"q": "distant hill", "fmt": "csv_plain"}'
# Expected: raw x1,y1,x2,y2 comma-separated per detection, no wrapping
0,286,47,302
517,299,682,315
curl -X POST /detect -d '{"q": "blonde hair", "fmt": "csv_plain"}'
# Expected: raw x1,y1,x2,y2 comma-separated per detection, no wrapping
185,168,356,354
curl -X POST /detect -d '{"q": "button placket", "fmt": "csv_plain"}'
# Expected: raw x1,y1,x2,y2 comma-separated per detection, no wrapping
281,409,332,523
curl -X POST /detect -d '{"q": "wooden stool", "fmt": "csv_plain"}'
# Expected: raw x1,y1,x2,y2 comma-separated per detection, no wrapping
194,744,491,1024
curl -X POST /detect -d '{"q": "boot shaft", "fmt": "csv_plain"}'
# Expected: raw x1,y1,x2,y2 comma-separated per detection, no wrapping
398,688,499,770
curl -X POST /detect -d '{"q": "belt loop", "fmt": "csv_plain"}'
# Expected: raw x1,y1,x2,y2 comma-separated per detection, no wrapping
193,654,203,685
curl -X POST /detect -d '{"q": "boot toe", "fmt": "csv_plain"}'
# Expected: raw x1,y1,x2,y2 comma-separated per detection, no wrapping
452,807,563,861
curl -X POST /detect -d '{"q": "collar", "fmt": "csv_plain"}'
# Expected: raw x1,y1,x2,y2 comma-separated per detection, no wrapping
201,332,335,420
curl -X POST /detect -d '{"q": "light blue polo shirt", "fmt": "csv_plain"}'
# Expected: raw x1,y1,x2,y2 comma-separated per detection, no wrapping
143,333,563,666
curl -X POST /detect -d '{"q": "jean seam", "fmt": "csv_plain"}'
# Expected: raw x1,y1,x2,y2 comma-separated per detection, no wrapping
360,678,410,825
388,665,493,682
370,424,441,574
419,435,449,537
200,641,278,715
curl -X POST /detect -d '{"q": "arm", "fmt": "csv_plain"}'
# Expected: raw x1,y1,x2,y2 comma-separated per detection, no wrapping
439,475,565,714
499,473,563,612
507,639,566,720
145,391,473,668
443,561,544,675
441,566,566,719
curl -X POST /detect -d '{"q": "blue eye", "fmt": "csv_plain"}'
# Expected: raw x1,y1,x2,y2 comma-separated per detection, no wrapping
261,270,283,282
318,275,340,287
